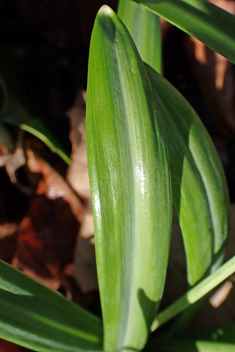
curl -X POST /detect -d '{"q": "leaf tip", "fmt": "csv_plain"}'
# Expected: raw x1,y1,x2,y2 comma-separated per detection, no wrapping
98,5,113,16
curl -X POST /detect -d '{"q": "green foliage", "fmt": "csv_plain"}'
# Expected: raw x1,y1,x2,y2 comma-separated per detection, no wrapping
151,255,235,331
117,0,162,73
0,0,234,351
146,64,229,285
133,0,235,64
0,260,103,352
86,6,171,350
1,110,71,164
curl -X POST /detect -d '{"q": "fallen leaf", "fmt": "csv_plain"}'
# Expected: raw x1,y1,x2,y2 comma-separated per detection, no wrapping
0,339,32,352
0,122,14,167
209,277,234,308
66,90,97,294
10,142,84,291
26,146,84,222
13,195,80,290
0,223,19,263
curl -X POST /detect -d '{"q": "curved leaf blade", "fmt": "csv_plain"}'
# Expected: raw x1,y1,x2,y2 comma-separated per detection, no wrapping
0,62,71,164
118,0,162,73
146,65,230,286
151,255,235,330
134,0,235,64
1,110,71,165
87,6,172,351
0,260,103,352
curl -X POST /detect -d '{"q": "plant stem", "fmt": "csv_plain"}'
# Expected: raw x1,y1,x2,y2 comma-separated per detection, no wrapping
151,255,235,331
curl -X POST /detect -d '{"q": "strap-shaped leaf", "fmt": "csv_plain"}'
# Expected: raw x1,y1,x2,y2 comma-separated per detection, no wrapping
117,0,162,73
87,6,172,352
146,65,229,286
1,110,71,164
151,255,235,330
0,57,70,164
134,0,235,64
0,260,103,352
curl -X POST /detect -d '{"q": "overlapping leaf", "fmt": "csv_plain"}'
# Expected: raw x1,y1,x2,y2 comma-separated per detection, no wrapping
146,65,230,286
86,5,171,352
151,255,235,331
0,260,103,352
117,0,162,73
134,0,235,64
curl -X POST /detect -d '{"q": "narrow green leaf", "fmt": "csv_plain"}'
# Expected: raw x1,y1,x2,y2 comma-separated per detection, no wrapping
134,0,235,64
87,5,172,352
150,243,235,330
146,65,230,286
0,260,103,352
1,110,71,165
117,0,162,73
0,64,71,164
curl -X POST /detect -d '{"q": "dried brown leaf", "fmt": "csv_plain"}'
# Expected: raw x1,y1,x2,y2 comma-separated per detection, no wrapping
26,148,84,222
13,195,80,290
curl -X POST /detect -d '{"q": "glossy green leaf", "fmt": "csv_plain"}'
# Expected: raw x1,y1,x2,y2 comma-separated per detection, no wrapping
117,0,162,73
134,0,235,64
87,5,172,352
146,65,229,286
0,260,103,352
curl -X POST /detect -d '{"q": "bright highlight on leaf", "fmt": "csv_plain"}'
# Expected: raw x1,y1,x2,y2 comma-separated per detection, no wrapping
0,1,233,351
86,5,171,352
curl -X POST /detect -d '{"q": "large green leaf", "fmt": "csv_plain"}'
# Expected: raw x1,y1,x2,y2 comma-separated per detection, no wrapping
134,0,235,64
0,260,103,352
117,0,162,73
146,65,229,286
86,5,172,352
